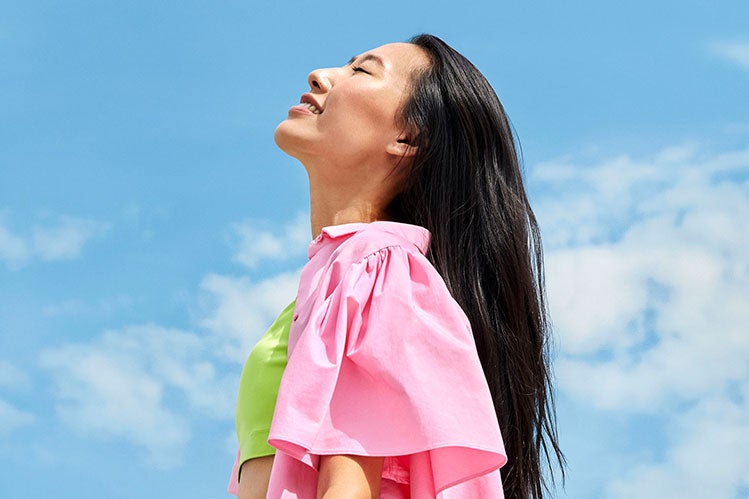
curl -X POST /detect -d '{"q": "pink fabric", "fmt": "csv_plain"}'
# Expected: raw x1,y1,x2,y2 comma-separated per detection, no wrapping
266,221,507,498
227,450,240,495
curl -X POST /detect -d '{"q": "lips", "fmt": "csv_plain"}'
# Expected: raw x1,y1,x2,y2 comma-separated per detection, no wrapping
300,93,323,114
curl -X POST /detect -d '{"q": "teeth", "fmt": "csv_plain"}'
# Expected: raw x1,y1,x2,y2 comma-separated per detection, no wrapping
300,101,322,114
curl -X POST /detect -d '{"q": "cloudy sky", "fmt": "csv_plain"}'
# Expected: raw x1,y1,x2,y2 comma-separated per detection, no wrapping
1,1,747,498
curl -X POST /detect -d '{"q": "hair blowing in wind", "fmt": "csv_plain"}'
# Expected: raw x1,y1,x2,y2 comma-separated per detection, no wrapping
387,34,566,499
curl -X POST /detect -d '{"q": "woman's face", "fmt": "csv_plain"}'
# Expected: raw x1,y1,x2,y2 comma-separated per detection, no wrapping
274,42,429,178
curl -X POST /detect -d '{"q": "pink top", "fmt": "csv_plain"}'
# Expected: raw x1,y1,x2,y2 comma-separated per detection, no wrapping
264,221,507,498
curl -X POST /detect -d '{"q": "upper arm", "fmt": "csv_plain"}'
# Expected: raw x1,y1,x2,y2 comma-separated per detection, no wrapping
317,454,384,499
237,455,274,499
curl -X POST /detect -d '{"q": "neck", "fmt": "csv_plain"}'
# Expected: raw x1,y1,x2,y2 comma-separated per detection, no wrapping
307,174,391,239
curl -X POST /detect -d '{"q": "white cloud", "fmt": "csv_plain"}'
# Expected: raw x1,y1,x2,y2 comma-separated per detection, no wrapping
0,361,35,436
38,279,300,466
0,360,30,390
0,225,28,267
199,269,300,363
0,213,107,269
32,216,107,261
38,214,304,470
42,295,133,318
533,142,749,497
605,392,749,499
537,144,749,410
224,430,239,455
230,212,309,268
40,324,235,469
710,40,749,71
0,399,34,434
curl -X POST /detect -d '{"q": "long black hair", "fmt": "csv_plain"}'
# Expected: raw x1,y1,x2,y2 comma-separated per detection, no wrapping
387,34,565,499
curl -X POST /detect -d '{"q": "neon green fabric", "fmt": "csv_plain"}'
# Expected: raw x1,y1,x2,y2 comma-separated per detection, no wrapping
235,300,294,464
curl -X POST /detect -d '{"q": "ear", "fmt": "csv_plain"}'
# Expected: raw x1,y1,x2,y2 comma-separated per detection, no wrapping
386,133,419,159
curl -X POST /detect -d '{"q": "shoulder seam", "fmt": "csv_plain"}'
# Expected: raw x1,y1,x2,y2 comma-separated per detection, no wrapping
354,243,416,265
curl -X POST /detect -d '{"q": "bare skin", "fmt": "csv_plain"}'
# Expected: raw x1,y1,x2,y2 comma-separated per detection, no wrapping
237,454,384,499
237,456,274,499
317,455,384,499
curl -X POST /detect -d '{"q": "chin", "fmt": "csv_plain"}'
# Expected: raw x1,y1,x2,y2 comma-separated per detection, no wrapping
273,121,299,156
274,121,319,163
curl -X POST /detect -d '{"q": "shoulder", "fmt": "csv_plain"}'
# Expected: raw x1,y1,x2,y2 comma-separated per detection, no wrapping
332,222,429,266
302,222,435,303
330,225,455,314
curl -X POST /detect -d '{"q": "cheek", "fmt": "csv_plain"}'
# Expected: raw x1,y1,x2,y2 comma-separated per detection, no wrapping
320,92,399,148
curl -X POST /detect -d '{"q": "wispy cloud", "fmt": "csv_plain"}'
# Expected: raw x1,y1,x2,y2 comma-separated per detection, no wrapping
537,143,749,408
0,399,34,434
0,360,30,390
0,213,108,270
533,143,749,497
32,217,107,261
42,295,133,318
40,325,234,469
198,269,301,363
0,362,34,434
709,40,749,71
605,391,749,499
39,215,304,468
229,212,309,269
39,268,301,468
0,225,27,266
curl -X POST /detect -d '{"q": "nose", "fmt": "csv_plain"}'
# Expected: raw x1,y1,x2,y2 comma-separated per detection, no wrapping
308,67,334,93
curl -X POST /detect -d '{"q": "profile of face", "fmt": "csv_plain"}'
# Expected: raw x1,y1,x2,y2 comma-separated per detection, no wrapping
274,42,430,185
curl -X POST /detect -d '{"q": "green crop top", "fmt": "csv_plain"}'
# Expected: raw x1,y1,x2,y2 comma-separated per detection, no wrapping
235,300,294,465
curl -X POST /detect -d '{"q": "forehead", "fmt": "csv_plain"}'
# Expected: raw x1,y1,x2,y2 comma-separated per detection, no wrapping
359,42,430,75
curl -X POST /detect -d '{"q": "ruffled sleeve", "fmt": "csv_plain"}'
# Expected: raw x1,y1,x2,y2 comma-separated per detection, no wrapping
268,244,506,496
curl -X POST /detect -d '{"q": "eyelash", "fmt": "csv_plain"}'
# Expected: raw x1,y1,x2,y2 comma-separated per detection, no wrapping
351,66,369,74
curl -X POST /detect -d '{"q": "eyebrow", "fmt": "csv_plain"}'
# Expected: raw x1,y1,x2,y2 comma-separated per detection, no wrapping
346,53,385,68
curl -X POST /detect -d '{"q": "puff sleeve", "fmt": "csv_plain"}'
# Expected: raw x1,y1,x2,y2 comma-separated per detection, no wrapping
267,244,507,497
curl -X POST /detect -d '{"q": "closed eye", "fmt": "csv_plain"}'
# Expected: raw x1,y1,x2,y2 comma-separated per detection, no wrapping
351,65,370,74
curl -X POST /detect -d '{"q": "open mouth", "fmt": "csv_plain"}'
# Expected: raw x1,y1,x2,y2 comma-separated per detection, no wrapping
299,101,322,114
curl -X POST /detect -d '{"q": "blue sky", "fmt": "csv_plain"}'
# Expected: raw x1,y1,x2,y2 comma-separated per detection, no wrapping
1,1,748,497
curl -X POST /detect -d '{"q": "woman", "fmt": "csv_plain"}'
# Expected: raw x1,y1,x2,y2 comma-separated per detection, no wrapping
230,34,564,498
